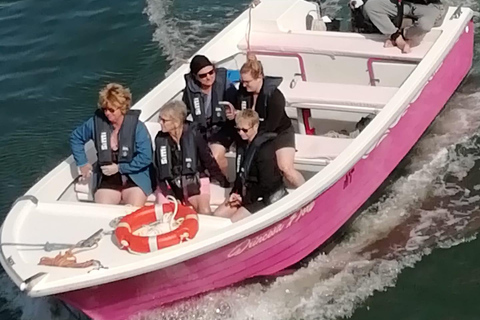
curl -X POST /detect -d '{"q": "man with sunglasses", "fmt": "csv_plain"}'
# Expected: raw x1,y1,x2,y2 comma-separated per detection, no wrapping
182,55,238,176
214,109,286,222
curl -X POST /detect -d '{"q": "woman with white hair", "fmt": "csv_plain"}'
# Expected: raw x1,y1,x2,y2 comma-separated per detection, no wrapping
153,100,230,214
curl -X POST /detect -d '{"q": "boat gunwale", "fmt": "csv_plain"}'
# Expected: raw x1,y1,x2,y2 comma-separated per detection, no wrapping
0,2,474,296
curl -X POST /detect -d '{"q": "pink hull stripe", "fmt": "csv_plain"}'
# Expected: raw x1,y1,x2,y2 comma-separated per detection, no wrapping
61,21,474,320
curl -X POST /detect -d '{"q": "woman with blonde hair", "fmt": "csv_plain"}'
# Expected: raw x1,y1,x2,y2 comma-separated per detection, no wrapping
153,100,229,214
236,54,305,188
70,83,153,206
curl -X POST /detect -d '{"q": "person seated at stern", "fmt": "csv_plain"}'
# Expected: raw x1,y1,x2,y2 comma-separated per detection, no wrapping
182,54,238,176
237,54,305,188
70,83,153,206
214,110,287,222
154,101,230,215
349,0,443,53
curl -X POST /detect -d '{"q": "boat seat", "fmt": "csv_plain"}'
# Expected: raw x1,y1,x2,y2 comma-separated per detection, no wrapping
238,31,440,62
226,133,353,167
294,133,353,166
74,122,163,202
280,81,398,114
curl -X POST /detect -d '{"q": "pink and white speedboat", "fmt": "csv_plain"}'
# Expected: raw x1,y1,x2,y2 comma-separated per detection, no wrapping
0,0,474,319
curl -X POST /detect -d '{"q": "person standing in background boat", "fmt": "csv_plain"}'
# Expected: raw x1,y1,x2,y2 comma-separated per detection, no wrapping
349,0,444,53
70,83,153,206
236,54,305,188
154,101,230,215
214,109,287,222
182,54,238,176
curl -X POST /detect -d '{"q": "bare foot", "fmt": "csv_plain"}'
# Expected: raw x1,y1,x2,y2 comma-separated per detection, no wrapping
402,41,411,54
384,39,394,48
395,35,411,54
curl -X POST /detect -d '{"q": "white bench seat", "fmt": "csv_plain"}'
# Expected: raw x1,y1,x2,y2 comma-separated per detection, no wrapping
226,133,353,167
280,81,398,113
238,31,439,62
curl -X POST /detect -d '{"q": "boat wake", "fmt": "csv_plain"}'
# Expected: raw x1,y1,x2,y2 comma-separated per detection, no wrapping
132,90,480,320
144,0,243,73
1,0,479,319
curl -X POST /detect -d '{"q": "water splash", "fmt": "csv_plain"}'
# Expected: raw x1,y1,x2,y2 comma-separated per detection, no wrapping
132,71,480,320
144,0,243,72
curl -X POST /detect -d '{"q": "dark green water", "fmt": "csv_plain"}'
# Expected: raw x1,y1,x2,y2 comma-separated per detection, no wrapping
1,0,480,319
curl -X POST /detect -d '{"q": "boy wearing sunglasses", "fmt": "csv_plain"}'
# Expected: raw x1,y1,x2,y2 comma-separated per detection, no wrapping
182,55,238,177
214,109,286,222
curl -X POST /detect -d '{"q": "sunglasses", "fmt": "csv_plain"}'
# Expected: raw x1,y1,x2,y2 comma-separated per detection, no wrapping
236,126,251,133
159,117,172,123
197,69,215,79
102,106,117,113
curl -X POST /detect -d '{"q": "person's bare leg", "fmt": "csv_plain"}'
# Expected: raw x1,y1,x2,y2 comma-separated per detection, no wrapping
230,207,252,222
384,39,394,48
122,187,147,207
188,194,212,215
395,35,411,53
210,143,228,176
276,147,305,188
95,188,122,205
213,201,238,219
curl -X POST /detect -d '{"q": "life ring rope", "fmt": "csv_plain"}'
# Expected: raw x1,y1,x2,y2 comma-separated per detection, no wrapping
114,197,199,254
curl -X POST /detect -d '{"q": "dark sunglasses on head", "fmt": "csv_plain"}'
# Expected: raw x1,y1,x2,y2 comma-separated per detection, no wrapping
236,126,251,133
197,69,215,79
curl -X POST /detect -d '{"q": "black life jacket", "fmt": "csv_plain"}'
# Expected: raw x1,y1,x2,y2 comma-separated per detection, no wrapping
406,0,441,5
237,76,283,124
154,124,198,181
183,67,228,128
93,109,140,166
235,132,277,198
350,0,381,33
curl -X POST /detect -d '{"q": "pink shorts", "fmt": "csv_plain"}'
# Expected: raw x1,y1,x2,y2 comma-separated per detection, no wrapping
155,177,210,204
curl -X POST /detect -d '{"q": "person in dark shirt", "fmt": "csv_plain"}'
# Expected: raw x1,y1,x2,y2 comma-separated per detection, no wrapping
235,54,305,188
154,101,229,214
214,109,286,222
182,55,238,176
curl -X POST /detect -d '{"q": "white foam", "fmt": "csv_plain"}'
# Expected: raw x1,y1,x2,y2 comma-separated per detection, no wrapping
133,57,480,320
144,0,241,72
3,1,480,319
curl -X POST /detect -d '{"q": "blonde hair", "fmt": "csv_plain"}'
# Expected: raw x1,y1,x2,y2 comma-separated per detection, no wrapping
98,83,132,115
240,53,264,79
159,100,187,124
236,109,259,127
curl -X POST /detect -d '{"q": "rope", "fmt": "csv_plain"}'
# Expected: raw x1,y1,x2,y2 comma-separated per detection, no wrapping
38,229,106,268
245,0,260,53
125,196,181,255
166,195,179,231
247,6,252,52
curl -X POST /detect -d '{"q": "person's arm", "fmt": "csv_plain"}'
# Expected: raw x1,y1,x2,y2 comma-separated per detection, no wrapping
264,89,286,133
70,117,94,167
224,80,238,106
182,90,191,116
195,134,229,186
118,121,153,174
255,142,280,197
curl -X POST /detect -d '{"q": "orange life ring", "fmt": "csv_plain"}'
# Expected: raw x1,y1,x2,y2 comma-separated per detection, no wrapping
114,203,199,253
